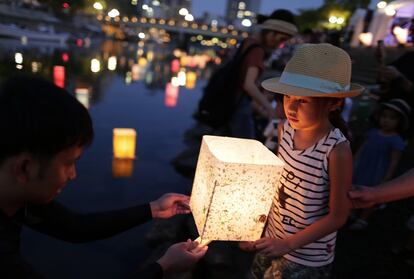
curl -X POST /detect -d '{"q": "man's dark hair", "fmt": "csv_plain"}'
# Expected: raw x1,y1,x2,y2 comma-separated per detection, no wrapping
0,75,94,165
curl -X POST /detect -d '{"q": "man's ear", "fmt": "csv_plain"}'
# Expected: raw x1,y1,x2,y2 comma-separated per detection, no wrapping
11,154,35,184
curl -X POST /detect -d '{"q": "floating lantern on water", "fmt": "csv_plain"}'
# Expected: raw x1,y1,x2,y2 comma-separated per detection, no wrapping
190,135,284,245
113,128,136,159
165,82,179,108
186,71,197,89
53,66,65,88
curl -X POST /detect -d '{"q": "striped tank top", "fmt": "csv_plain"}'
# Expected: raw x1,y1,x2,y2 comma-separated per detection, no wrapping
265,121,347,267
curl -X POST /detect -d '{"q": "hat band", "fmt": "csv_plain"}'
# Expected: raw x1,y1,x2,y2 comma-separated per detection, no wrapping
279,72,350,93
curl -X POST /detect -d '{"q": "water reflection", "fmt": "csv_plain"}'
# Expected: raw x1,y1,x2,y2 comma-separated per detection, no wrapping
0,38,221,111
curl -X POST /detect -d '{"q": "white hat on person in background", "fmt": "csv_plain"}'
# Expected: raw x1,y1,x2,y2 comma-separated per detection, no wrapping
258,19,298,36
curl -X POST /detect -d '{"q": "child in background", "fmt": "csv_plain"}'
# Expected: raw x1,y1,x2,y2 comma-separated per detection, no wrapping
349,98,411,230
245,44,363,278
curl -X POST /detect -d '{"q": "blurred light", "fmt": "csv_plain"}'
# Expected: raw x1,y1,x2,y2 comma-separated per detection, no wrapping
131,0,138,5
16,64,23,70
165,83,179,108
337,17,345,24
171,59,180,73
359,32,373,46
53,66,65,88
138,57,148,66
132,64,141,80
185,71,197,89
147,51,154,61
131,17,138,22
125,71,132,84
93,2,103,10
385,6,396,16
113,128,136,159
112,158,134,178
91,58,101,73
152,0,160,6
377,1,387,9
168,20,175,26
21,36,28,45
62,52,69,62
62,2,70,9
76,38,83,47
31,62,40,73
197,35,203,40
171,76,180,87
185,14,194,21
238,2,246,9
241,18,252,27
75,88,90,109
182,21,189,27
108,9,120,18
159,19,166,25
138,32,146,39
178,70,186,86
15,52,23,64
108,56,117,71
179,8,189,16
211,19,218,28
329,16,337,24
393,26,408,44
142,4,149,10
123,16,129,22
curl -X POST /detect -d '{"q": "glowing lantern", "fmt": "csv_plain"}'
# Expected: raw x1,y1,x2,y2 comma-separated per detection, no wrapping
75,88,90,109
108,56,117,71
112,158,134,178
171,59,180,73
393,26,408,44
186,71,197,89
190,135,284,245
359,32,373,46
165,82,179,107
113,128,137,159
53,66,65,88
131,64,141,80
91,58,101,73
177,70,186,86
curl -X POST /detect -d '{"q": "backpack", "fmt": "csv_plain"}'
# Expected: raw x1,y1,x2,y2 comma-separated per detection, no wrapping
194,43,263,128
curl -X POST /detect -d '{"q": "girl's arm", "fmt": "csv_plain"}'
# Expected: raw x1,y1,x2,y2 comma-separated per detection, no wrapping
255,141,352,257
382,149,402,182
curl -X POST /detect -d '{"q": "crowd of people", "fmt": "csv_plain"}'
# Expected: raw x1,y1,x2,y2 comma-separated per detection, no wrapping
1,8,414,279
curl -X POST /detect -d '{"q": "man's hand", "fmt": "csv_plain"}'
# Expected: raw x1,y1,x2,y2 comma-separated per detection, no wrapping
157,240,208,273
150,193,190,219
253,237,291,258
348,185,378,209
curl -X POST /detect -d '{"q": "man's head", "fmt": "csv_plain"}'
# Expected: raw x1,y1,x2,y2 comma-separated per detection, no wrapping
0,76,94,203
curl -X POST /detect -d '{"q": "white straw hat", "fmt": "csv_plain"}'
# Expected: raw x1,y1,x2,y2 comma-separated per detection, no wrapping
262,43,364,97
258,19,298,36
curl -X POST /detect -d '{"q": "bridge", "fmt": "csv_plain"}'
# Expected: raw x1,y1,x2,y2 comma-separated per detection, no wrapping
97,15,249,40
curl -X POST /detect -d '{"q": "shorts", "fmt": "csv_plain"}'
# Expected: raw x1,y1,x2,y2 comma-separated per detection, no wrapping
250,252,332,279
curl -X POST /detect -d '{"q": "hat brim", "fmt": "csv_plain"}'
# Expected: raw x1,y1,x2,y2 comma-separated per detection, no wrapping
257,24,297,36
261,77,364,98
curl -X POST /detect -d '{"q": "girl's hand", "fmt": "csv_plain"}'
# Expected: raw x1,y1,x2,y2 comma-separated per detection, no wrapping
254,237,291,258
238,241,256,252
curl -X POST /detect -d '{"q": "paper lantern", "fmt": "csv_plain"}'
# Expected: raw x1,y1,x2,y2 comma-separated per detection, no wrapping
185,71,197,89
165,82,179,107
359,32,373,46
190,135,284,245
112,158,134,178
53,66,65,88
113,128,136,159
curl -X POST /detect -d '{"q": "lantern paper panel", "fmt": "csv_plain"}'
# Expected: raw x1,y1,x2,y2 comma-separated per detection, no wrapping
190,135,284,243
113,128,136,159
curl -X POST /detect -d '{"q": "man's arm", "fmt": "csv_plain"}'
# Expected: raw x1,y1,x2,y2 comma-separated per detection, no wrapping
25,193,190,243
349,168,414,208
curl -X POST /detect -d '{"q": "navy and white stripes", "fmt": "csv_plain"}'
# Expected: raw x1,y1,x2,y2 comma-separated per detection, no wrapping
265,121,347,267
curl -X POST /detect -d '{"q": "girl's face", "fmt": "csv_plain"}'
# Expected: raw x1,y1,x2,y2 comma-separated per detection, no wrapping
283,95,338,130
379,108,401,133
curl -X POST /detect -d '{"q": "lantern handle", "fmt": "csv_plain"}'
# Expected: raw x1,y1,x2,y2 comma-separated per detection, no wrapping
194,236,212,247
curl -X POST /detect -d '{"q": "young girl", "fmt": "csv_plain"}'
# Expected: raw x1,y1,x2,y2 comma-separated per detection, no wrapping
248,44,364,278
349,98,410,230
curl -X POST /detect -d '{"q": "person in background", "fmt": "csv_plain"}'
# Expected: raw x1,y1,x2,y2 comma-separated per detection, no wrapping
229,9,298,138
0,76,207,279
349,99,411,230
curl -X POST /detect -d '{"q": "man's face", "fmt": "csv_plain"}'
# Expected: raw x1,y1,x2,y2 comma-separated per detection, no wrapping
26,146,83,203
